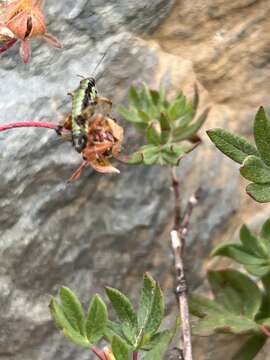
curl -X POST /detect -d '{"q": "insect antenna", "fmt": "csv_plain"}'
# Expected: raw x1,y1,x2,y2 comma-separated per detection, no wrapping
76,74,85,79
92,44,113,77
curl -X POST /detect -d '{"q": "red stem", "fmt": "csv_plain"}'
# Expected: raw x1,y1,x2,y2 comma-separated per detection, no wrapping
0,38,17,54
132,352,138,360
261,325,270,337
0,121,58,132
91,346,107,360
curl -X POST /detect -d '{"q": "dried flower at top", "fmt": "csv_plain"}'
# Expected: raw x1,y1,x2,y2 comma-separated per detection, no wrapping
0,0,62,63
69,113,124,182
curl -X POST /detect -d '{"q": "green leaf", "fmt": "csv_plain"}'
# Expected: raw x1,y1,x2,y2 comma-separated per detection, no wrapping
105,287,137,330
138,273,156,330
212,243,269,265
140,83,156,118
123,151,144,165
121,322,138,346
104,320,125,342
85,295,107,344
207,128,259,164
167,96,186,121
208,270,262,319
159,84,166,108
192,314,260,336
143,283,165,337
145,123,161,145
161,144,186,165
254,106,270,166
149,89,160,107
159,112,171,144
173,107,209,142
63,328,91,348
59,287,85,336
123,145,160,165
240,155,270,183
261,273,270,294
232,334,266,360
261,220,270,240
141,145,160,165
189,294,225,318
244,264,270,277
112,335,130,360
49,299,90,348
212,242,270,277
128,86,141,108
142,327,176,360
240,224,268,258
261,219,270,243
246,183,270,203
191,84,199,118
138,110,151,124
49,299,74,332
117,105,142,124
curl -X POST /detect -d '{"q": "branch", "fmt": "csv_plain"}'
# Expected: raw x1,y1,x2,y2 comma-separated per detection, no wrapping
0,121,58,132
170,167,199,360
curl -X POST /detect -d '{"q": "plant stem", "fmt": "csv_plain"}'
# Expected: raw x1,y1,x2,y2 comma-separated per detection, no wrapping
132,352,138,360
0,121,58,132
170,167,198,360
91,346,107,360
261,326,270,338
0,38,17,54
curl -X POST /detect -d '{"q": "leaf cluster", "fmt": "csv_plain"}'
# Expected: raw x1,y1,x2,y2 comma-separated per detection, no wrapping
118,83,209,166
207,106,270,203
190,219,270,359
49,273,176,360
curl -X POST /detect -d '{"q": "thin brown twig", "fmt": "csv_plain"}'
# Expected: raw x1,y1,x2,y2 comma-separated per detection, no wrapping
170,166,199,360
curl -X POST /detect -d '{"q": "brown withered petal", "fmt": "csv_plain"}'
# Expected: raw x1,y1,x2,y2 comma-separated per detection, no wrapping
2,0,24,22
68,161,87,183
19,38,30,63
42,32,63,48
106,117,124,142
83,142,114,163
90,158,120,174
28,6,45,37
68,113,123,181
6,9,28,39
2,0,61,46
0,24,15,39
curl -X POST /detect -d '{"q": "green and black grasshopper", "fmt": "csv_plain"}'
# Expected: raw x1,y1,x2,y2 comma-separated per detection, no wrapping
57,50,113,152
57,77,112,152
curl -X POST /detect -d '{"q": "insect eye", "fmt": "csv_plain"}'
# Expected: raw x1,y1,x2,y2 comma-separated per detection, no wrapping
88,78,96,87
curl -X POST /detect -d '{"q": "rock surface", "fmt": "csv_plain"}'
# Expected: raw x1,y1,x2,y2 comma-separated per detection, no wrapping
1,0,270,359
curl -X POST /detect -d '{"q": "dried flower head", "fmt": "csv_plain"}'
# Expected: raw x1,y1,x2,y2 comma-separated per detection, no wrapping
0,0,62,63
69,113,124,182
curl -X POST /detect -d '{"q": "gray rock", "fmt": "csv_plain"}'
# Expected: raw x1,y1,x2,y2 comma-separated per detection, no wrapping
0,0,255,359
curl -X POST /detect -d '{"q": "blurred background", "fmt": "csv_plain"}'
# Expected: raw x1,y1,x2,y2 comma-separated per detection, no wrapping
1,0,270,359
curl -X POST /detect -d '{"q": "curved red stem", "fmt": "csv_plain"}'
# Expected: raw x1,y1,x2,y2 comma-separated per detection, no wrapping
0,121,57,132
0,38,17,54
